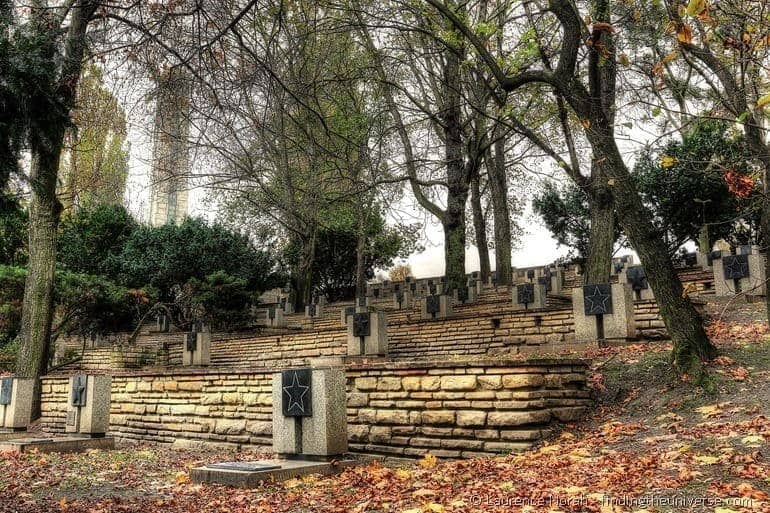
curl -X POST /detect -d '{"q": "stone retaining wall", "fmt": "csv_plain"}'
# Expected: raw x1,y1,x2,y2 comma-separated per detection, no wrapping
39,358,590,458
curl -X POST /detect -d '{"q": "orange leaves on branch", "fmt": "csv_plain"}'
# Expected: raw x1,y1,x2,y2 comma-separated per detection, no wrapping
724,170,755,198
677,24,693,44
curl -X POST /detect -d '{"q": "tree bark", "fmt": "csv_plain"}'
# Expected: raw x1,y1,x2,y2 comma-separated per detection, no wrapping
441,42,469,293
486,133,512,285
583,165,614,285
470,173,490,282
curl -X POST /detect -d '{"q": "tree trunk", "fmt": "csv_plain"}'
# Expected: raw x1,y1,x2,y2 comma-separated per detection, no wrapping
487,134,512,285
471,174,490,282
355,211,367,299
16,128,65,419
592,132,716,370
761,170,770,323
583,165,614,285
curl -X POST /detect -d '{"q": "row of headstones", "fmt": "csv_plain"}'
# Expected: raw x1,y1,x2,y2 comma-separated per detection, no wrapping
0,375,110,437
611,247,767,300
1,369,348,463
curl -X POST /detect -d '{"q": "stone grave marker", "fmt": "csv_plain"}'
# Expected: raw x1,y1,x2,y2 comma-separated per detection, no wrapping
273,366,347,457
619,265,654,301
340,305,356,327
452,284,477,304
347,310,388,356
305,301,324,319
0,378,33,432
66,374,111,437
572,283,635,342
611,255,633,276
266,306,286,328
513,283,547,310
192,363,354,487
420,293,452,320
393,286,412,309
183,323,211,366
714,248,767,297
156,314,170,333
279,297,295,315
356,294,370,312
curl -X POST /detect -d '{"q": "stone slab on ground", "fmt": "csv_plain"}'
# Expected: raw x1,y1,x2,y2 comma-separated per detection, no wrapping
190,458,357,488
0,436,115,454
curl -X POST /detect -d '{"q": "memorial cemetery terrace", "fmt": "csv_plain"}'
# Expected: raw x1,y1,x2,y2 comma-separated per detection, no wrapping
1,0,769,511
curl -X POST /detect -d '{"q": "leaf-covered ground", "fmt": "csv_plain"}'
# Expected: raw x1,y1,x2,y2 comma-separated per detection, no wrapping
1,322,769,513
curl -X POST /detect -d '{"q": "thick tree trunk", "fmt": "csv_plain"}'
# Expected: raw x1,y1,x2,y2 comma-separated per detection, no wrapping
583,165,614,285
471,174,490,282
16,142,63,380
441,35,469,293
593,133,716,369
487,135,512,285
16,128,65,420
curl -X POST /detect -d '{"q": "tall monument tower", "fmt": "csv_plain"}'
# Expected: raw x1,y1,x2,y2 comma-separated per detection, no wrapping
148,68,190,226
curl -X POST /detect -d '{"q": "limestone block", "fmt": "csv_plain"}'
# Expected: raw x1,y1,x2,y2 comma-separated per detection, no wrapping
456,411,487,427
0,378,33,430
502,374,544,389
572,283,635,342
440,375,477,391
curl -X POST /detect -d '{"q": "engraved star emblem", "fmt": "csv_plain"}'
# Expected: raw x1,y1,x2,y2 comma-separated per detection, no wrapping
584,285,611,315
283,371,309,414
725,256,749,280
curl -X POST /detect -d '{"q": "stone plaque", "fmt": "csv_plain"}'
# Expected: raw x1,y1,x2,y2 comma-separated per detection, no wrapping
526,269,535,280
268,307,276,320
626,266,649,291
307,304,317,317
707,250,722,266
428,284,437,295
723,254,750,280
280,297,287,309
71,375,87,407
352,312,371,338
394,283,401,292
207,461,282,472
372,288,380,298
426,295,441,315
405,276,412,283
683,252,697,266
738,245,753,255
281,369,312,417
471,271,479,279
440,277,446,284
395,290,404,305
358,296,367,308
517,284,534,305
457,287,468,304
537,275,551,292
409,282,417,292
613,261,625,274
344,306,355,321
0,378,12,406
186,332,197,352
583,284,613,316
